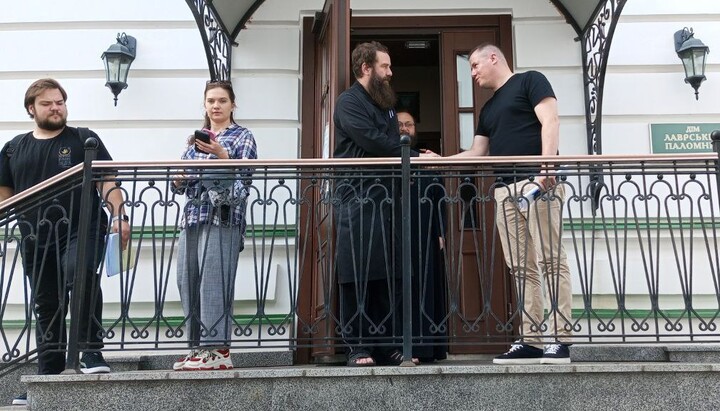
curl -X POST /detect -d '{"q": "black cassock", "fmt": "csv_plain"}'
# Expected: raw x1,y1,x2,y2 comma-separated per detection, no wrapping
333,82,418,285
409,172,448,361
332,81,448,362
333,82,418,359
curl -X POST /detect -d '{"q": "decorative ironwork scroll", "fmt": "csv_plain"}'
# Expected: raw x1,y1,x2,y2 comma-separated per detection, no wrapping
579,0,627,212
185,0,232,81
581,0,627,155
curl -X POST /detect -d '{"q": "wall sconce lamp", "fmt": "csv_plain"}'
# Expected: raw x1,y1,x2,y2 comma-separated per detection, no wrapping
674,27,710,100
101,33,137,106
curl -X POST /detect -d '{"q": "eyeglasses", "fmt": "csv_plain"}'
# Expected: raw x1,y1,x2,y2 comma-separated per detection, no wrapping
398,121,415,128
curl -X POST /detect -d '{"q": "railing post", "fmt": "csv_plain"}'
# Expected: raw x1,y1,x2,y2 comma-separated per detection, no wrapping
399,134,414,366
63,137,99,373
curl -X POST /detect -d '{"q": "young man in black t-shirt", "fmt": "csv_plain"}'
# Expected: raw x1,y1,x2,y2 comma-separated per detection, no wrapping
451,44,573,364
0,79,130,404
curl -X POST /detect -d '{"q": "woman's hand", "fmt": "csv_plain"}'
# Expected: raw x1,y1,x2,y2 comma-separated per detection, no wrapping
196,139,229,159
172,174,186,189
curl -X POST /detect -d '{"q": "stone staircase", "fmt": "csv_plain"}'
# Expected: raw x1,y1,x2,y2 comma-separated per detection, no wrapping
2,350,293,410
8,346,720,410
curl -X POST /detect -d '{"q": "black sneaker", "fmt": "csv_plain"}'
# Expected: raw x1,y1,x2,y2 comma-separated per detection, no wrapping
493,342,543,364
80,352,111,374
12,392,27,405
541,343,571,364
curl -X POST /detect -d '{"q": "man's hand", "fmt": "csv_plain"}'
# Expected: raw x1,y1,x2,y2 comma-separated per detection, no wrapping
0,186,15,203
537,162,564,191
419,149,440,158
536,175,556,191
112,216,131,250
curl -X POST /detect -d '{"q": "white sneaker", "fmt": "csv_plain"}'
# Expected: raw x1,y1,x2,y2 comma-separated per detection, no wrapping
173,350,197,371
12,392,27,405
181,348,233,371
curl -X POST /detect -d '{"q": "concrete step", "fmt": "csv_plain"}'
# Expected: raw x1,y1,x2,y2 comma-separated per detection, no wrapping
21,361,720,411
1,350,293,408
570,344,668,362
665,344,720,362
9,345,720,409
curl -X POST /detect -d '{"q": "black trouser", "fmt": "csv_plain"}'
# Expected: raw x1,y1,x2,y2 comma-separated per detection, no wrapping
22,232,105,375
339,278,402,359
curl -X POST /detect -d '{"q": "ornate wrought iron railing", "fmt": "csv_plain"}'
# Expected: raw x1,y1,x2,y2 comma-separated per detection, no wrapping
2,138,720,375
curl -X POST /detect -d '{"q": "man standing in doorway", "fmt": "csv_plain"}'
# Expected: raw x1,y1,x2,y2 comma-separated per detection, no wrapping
333,41,432,366
451,44,573,364
397,110,448,363
0,79,130,405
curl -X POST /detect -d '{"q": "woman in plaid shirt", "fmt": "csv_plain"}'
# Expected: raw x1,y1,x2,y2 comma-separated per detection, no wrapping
171,81,257,371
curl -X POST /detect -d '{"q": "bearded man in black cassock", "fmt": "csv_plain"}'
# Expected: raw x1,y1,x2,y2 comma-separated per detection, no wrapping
332,41,434,366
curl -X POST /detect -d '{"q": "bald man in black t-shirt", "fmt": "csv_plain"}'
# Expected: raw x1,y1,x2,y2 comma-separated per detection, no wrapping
451,44,573,365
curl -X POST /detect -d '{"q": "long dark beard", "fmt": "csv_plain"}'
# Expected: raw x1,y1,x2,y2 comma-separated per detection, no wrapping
36,116,67,131
367,73,396,110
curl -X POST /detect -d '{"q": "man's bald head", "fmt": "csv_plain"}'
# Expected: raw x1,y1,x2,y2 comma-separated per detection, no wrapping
468,43,513,91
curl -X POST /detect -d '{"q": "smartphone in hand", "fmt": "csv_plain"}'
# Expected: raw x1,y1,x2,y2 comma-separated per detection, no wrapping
194,129,216,154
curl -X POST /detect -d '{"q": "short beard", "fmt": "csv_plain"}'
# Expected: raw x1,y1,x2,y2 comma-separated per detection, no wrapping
367,73,396,110
36,116,66,131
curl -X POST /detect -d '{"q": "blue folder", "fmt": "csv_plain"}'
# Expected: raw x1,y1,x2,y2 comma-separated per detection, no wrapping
104,233,135,277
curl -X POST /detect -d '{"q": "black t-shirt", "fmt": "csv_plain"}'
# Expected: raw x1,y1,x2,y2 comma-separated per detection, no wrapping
475,71,556,179
0,127,112,243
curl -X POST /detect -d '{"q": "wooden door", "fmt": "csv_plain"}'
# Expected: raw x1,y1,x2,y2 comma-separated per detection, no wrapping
440,27,515,353
297,0,349,364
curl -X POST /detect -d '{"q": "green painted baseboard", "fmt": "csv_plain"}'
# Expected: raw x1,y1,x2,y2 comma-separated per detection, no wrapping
5,310,720,330
571,308,720,319
1,313,292,330
128,225,297,240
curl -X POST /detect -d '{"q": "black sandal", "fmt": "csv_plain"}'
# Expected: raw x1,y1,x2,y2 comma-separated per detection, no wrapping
347,351,375,367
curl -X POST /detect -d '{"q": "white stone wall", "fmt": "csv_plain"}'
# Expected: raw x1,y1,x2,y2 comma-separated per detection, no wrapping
602,0,720,154
3,0,717,175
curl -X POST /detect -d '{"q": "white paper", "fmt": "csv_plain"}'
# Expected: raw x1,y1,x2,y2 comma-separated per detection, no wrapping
517,186,542,211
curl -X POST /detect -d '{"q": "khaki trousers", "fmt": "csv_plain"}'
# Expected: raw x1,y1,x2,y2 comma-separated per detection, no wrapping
494,180,572,346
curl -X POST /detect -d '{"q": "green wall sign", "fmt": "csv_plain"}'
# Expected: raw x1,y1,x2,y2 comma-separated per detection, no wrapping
650,123,720,154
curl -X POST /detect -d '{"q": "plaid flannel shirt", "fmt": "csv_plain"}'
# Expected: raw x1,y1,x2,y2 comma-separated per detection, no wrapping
176,123,257,232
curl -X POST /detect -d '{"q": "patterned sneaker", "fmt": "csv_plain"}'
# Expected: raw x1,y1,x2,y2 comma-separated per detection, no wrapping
80,352,111,374
541,343,571,364
493,341,543,364
181,348,233,371
173,350,197,371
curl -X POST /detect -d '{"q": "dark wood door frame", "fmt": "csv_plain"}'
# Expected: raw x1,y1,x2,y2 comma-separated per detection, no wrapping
296,16,318,365
351,15,510,31
296,0,350,364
